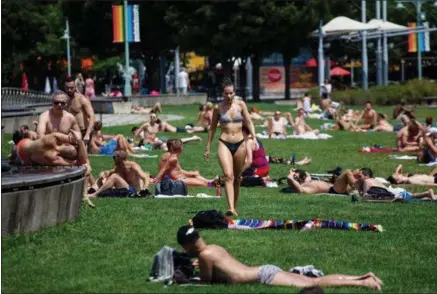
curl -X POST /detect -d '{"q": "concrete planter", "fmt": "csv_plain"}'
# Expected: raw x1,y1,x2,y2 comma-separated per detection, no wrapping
1,166,86,235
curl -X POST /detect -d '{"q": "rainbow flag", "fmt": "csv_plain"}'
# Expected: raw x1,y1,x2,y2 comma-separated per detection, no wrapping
112,5,140,43
408,22,429,53
408,22,417,53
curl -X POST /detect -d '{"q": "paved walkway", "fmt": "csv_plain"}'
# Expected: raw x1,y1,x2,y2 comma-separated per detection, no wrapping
98,113,184,127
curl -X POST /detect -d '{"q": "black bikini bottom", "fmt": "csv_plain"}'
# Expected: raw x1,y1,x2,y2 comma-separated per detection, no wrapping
219,138,245,156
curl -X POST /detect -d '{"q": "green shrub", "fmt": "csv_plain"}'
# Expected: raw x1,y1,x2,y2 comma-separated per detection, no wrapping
309,79,437,105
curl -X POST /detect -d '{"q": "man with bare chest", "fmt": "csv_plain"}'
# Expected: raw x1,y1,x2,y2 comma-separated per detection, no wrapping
64,77,95,145
88,150,150,198
133,113,166,149
356,101,377,130
176,225,384,290
37,91,81,138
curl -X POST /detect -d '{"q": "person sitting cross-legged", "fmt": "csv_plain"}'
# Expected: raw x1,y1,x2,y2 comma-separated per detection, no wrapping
287,169,356,195
155,139,218,187
88,150,150,198
176,225,384,290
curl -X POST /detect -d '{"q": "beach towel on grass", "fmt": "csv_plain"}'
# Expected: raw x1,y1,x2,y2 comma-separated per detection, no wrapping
256,132,331,140
359,147,399,153
89,153,158,158
389,155,417,160
227,218,383,232
154,194,220,199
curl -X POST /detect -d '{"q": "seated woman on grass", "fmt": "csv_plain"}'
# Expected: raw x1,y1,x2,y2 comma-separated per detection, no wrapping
288,108,320,135
372,113,393,132
241,126,270,179
155,139,219,187
89,121,133,155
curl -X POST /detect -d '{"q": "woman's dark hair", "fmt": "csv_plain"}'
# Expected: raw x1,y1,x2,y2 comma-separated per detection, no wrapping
294,169,307,183
199,104,205,111
425,116,433,126
221,77,234,89
156,119,162,124
360,167,373,178
93,121,103,131
12,131,23,145
387,175,397,184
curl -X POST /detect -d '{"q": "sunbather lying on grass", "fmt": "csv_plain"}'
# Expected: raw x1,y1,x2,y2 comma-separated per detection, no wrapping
355,167,436,200
387,165,437,186
176,225,384,290
286,168,355,195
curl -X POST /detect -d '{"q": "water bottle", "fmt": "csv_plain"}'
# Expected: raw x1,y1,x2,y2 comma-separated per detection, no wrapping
216,185,222,197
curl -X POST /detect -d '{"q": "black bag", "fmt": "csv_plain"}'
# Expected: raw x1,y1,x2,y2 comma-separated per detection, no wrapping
155,179,188,196
172,251,196,284
99,188,134,198
191,210,229,229
241,176,265,187
365,186,395,201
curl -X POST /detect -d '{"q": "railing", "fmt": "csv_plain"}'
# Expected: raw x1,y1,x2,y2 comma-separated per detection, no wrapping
1,88,52,107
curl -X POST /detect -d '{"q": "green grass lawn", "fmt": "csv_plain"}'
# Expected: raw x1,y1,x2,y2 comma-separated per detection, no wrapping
2,103,437,293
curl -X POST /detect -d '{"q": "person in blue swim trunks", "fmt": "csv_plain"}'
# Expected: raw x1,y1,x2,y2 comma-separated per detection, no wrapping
89,150,149,198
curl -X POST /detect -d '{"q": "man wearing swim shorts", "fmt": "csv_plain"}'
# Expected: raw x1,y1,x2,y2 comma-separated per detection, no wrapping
176,225,383,289
88,150,150,198
387,165,437,186
286,169,355,195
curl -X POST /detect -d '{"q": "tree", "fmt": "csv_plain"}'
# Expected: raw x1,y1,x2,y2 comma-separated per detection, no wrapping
1,0,64,86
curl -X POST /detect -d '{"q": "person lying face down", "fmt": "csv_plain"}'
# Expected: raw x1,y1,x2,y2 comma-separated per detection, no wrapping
11,131,87,166
176,225,383,290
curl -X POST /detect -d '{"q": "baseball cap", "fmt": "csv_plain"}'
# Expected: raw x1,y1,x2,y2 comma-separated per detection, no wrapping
177,225,200,245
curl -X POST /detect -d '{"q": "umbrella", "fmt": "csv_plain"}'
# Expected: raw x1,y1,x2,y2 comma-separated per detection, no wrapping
305,58,336,68
330,67,351,76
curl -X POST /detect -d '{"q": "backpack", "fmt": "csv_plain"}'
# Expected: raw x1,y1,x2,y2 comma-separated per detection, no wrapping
364,186,395,201
149,246,197,285
155,179,188,196
191,210,229,229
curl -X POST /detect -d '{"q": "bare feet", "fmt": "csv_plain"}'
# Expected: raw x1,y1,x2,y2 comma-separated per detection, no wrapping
359,273,383,291
88,193,98,198
429,189,436,200
225,209,238,217
83,194,96,208
192,135,202,142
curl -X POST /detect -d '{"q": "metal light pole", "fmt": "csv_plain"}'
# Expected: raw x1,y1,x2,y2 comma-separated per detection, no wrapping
175,46,180,96
123,0,132,96
317,21,325,90
401,59,406,82
376,0,383,86
382,0,389,85
62,19,72,77
361,0,368,90
416,0,423,80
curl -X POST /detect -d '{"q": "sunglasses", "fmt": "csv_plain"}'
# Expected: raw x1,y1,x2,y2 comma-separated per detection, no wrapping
53,101,66,106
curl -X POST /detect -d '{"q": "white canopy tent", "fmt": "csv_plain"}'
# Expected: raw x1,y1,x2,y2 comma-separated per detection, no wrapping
367,19,408,32
311,16,378,37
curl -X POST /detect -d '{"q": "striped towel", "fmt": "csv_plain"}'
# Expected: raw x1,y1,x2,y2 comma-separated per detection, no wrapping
227,218,383,233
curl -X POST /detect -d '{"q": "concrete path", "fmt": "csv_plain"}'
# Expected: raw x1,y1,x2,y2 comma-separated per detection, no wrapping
98,113,184,127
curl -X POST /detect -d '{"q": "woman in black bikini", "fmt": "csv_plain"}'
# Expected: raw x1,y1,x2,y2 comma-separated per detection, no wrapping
204,79,258,216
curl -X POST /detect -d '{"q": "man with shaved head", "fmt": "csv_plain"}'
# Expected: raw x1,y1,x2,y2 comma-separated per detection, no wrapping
37,90,81,138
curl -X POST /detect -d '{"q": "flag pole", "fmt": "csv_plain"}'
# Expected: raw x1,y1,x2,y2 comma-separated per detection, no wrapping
123,0,132,96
